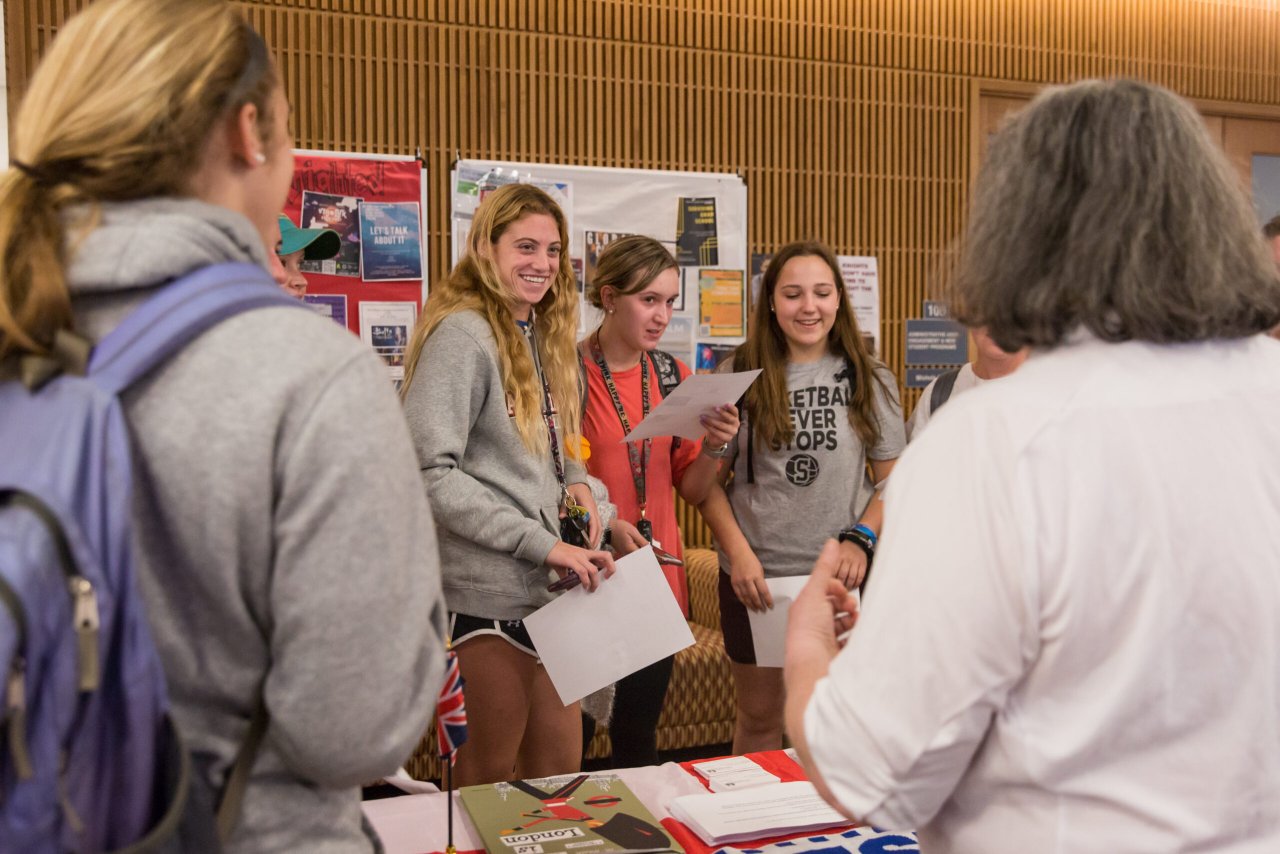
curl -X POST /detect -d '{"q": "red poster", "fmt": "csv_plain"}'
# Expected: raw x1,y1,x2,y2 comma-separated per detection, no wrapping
283,151,426,339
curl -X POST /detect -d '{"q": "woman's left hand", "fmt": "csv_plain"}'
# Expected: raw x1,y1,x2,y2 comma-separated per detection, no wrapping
834,540,869,589
566,482,602,548
699,403,740,447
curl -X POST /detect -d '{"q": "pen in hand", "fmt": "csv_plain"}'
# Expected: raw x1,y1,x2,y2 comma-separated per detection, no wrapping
547,573,582,593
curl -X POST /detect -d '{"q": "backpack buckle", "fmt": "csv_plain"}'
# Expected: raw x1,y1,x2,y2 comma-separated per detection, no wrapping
19,329,93,391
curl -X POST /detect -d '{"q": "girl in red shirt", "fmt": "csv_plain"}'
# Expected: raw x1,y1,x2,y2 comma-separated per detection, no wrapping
579,235,739,766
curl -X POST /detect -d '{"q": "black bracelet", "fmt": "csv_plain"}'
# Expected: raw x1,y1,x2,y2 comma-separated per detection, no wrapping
837,526,875,565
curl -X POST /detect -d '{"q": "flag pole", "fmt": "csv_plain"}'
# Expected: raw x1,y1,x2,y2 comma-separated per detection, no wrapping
446,758,455,854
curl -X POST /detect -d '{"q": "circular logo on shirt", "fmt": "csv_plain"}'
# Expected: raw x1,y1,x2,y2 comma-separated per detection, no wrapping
785,453,820,486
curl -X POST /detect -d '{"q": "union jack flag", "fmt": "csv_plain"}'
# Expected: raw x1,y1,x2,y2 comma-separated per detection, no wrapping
436,648,468,762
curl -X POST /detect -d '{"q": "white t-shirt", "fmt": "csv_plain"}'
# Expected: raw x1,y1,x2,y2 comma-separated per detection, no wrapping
805,332,1280,853
905,362,982,441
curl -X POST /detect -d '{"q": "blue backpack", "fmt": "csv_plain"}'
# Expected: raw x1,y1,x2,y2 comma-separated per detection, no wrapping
0,263,300,852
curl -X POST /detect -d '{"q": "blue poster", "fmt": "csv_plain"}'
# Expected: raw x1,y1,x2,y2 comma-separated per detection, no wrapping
303,293,348,327
359,201,423,281
905,318,968,366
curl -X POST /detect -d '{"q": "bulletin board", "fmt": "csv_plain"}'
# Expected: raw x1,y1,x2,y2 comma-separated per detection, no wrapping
283,149,428,383
450,159,748,372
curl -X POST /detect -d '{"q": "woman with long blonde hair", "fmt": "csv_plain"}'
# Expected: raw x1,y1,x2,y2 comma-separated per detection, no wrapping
0,0,445,849
403,183,615,785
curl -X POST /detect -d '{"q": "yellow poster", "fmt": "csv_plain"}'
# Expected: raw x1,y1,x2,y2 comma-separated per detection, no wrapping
698,269,745,337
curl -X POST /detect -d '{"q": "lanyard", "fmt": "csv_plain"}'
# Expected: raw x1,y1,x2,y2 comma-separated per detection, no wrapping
589,332,650,519
528,320,570,504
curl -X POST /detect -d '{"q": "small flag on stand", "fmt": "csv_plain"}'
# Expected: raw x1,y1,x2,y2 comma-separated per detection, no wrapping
437,647,468,762
438,645,467,854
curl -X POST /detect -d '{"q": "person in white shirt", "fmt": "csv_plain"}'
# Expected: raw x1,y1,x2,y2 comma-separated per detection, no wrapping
784,78,1280,854
905,326,1025,441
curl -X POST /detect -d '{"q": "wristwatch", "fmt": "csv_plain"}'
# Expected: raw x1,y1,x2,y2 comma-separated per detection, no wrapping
702,439,731,459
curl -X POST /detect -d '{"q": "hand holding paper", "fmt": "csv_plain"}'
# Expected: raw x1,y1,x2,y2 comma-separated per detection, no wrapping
621,370,761,442
524,546,695,705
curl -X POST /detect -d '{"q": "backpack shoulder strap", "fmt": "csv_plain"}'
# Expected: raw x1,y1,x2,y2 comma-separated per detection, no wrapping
929,366,963,415
88,262,300,395
647,349,682,400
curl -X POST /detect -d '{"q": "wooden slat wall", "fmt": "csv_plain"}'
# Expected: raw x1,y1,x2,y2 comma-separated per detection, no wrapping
8,0,1280,411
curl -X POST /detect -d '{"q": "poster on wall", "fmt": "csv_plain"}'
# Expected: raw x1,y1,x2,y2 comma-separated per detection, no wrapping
695,341,736,374
583,229,631,289
300,191,362,277
698,269,746,337
360,201,424,282
657,316,695,368
359,301,417,385
837,255,882,357
303,293,347,327
283,150,428,382
677,197,719,267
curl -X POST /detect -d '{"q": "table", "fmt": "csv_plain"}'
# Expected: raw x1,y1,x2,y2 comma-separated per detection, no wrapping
363,762,708,854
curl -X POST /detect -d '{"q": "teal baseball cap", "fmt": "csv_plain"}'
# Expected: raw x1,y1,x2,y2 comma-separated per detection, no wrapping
277,214,341,261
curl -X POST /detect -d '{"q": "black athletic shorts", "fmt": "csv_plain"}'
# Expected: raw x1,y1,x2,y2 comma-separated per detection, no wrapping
449,612,538,658
717,569,758,666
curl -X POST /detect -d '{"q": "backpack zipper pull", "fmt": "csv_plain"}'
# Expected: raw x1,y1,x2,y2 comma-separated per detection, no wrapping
6,656,33,780
69,576,101,692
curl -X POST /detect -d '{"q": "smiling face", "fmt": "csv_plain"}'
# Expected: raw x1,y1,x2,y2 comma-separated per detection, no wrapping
490,212,562,320
771,254,841,362
602,267,680,353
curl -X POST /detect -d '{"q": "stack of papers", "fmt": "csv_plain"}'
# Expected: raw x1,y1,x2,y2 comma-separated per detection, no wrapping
690,756,780,792
667,781,849,845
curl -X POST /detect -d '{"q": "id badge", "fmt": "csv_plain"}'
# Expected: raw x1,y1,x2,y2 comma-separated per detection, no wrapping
637,518,654,542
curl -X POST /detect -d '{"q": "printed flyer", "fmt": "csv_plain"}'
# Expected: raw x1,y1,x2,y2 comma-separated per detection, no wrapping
360,201,423,282
698,269,746,337
358,301,417,384
459,773,680,854
676,197,719,267
300,190,362,277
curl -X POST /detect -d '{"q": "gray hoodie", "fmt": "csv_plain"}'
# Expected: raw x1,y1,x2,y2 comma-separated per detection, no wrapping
403,309,587,620
66,198,446,853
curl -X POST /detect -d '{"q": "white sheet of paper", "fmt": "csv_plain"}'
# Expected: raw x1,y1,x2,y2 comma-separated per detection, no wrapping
621,369,761,442
747,577,860,667
744,576,809,668
524,546,695,705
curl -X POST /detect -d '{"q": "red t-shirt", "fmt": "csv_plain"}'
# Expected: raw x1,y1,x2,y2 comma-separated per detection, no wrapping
581,352,701,614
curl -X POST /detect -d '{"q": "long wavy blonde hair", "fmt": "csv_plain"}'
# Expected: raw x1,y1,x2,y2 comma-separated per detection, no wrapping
0,0,277,363
401,183,581,455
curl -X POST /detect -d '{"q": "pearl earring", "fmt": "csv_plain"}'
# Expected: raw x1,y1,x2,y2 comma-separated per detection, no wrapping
253,152,266,165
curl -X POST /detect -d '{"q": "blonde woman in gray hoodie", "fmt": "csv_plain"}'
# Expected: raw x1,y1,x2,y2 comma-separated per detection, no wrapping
403,184,616,786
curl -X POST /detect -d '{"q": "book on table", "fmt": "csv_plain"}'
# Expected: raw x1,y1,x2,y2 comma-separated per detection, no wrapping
458,772,682,854
666,781,850,845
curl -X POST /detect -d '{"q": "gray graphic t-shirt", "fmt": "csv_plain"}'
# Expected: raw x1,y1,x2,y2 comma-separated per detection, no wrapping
718,353,905,577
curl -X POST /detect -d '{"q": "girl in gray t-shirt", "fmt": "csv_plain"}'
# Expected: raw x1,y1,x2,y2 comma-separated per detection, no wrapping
699,241,905,754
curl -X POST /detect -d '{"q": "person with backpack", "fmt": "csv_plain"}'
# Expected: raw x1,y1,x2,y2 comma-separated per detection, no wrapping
698,240,905,754
401,183,616,787
905,326,1026,441
0,1,447,850
577,235,740,768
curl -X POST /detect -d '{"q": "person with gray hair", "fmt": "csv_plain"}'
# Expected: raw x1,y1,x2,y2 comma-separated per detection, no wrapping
784,79,1280,853
1264,212,1280,268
